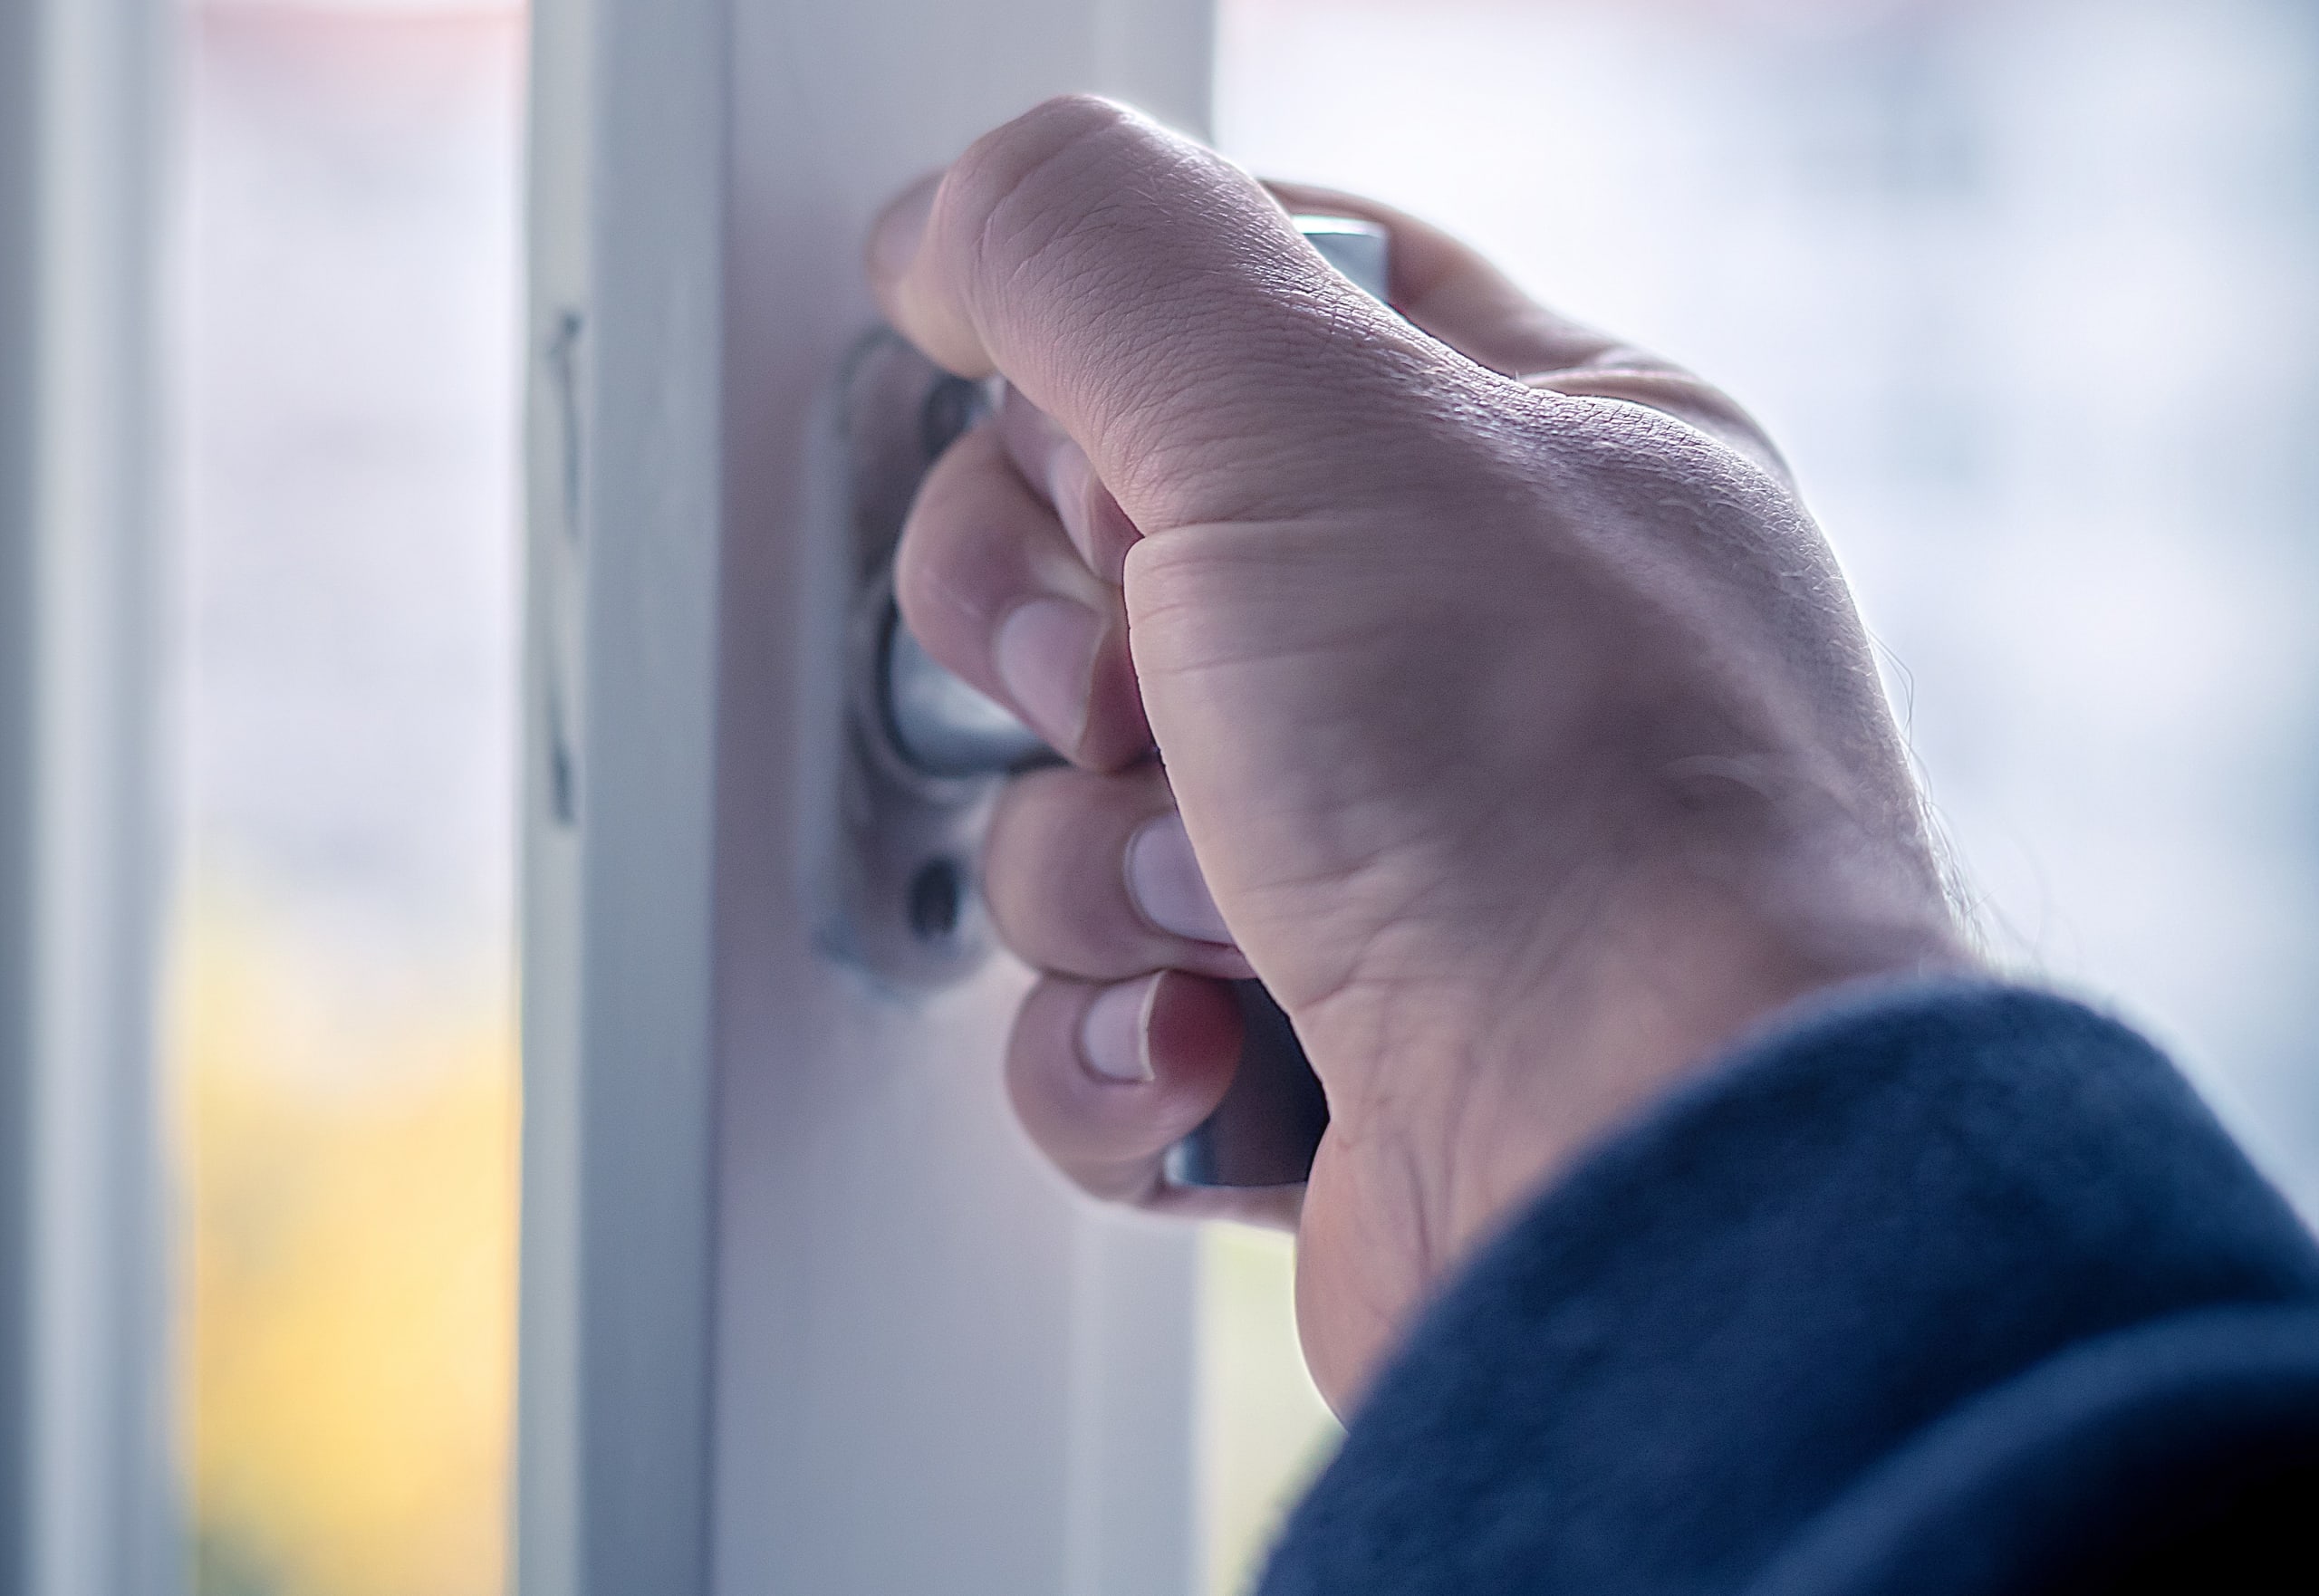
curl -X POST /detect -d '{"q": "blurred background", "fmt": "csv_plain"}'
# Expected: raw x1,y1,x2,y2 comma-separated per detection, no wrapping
179,5,519,1593
175,0,2319,1592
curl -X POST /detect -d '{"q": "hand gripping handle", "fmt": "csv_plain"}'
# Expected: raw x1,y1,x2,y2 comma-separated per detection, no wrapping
872,215,1390,1188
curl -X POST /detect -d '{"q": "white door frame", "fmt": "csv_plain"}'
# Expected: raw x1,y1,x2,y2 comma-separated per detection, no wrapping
516,4,1216,1592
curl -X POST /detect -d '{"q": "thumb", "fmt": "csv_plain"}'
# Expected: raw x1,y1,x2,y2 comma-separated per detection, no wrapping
865,96,1467,534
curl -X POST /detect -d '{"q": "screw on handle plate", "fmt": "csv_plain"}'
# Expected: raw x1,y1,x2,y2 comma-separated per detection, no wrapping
844,215,1390,1187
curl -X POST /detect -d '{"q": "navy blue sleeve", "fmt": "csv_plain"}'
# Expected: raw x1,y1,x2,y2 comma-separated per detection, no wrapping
1257,980,2319,1596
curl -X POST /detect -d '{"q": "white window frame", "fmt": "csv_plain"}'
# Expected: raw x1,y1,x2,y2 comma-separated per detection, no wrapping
0,0,175,1591
516,3,1219,1592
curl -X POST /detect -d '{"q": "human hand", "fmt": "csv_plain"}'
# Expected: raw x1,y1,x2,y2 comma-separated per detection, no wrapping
868,97,1969,1411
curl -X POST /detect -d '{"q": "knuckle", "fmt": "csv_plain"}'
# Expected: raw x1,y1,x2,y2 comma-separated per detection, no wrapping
981,784,1099,954
941,95,1161,317
891,432,989,626
894,426,1055,644
951,94,1139,220
982,769,1169,976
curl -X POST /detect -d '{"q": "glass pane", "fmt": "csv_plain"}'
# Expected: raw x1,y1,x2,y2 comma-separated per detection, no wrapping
1198,1226,1337,1596
1209,0,2319,1588
179,5,525,1594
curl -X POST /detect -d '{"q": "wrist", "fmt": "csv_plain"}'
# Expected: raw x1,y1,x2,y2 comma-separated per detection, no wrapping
1295,841,1969,1401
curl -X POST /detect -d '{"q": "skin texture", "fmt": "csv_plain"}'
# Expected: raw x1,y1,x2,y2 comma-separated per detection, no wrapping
866,96,1973,1413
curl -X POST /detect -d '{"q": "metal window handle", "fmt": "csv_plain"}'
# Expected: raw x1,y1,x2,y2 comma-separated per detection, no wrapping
840,215,1390,1188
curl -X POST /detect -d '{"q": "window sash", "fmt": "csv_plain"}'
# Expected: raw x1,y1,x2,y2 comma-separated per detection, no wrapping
516,4,1217,1591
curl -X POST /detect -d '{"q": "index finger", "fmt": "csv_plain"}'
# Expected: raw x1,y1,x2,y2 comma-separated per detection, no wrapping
864,96,1467,536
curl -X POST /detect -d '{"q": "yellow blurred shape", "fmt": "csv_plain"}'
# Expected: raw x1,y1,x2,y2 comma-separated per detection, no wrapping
1199,1224,1342,1596
181,900,516,1596
178,887,1342,1596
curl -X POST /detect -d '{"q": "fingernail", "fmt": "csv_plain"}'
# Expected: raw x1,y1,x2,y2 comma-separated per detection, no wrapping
868,173,938,284
1126,812,1234,945
1080,974,1162,1082
995,597,1101,750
